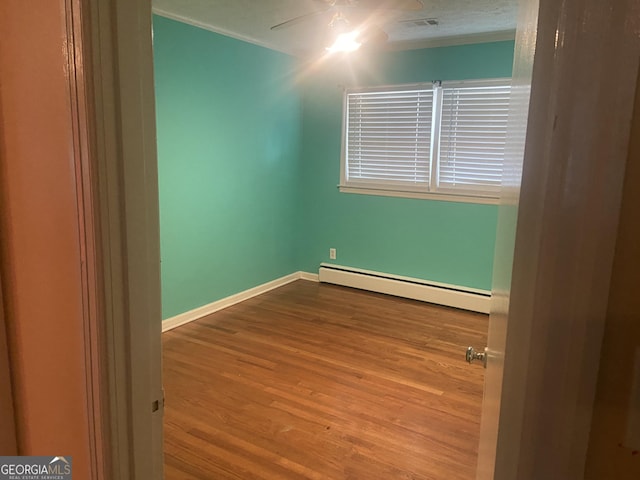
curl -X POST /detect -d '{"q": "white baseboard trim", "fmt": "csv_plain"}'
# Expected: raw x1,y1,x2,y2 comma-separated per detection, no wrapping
162,271,318,332
299,271,319,282
161,266,486,333
318,263,491,314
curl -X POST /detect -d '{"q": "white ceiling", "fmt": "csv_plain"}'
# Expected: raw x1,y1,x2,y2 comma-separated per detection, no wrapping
152,0,519,57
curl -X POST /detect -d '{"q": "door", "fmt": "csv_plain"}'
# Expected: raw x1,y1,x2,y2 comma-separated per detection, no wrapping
477,0,640,478
584,68,640,480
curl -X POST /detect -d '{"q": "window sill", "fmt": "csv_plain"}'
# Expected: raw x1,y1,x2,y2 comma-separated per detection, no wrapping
338,185,500,205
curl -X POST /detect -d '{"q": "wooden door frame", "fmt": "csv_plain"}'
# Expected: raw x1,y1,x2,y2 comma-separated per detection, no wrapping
79,0,164,478
66,0,108,475
79,0,640,479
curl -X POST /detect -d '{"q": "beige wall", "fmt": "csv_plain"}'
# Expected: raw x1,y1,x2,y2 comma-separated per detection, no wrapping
585,71,640,477
0,0,91,475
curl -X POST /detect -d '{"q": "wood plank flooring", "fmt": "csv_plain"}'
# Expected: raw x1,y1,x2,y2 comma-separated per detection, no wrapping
163,280,488,480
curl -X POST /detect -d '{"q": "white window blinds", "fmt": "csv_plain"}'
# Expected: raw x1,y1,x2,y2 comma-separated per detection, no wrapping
345,87,433,189
341,78,512,200
438,81,511,193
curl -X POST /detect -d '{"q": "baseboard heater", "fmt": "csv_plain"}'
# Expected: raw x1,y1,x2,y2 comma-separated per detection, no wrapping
318,263,491,314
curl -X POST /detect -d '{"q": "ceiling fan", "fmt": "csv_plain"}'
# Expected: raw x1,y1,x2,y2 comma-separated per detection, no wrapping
270,0,425,51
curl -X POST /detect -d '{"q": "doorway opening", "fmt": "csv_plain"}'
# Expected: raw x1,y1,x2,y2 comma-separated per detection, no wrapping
150,3,525,479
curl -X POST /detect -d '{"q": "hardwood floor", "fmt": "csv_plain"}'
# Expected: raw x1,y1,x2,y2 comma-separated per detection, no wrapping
163,280,488,480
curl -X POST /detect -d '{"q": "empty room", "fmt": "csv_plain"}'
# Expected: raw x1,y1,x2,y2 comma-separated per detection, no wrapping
2,0,637,478
152,0,516,478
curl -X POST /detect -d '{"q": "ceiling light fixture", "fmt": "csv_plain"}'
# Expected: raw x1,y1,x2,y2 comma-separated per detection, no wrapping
326,31,362,53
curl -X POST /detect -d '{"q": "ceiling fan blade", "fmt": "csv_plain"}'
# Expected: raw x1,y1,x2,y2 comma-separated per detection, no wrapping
270,9,330,31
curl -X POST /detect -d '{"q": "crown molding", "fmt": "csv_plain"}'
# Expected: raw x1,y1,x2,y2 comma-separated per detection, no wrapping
152,8,298,57
385,29,517,51
153,9,515,58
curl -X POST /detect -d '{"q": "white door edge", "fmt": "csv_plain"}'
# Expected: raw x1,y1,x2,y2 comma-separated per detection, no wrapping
479,0,640,478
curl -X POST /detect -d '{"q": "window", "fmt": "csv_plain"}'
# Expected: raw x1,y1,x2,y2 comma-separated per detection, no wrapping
340,78,511,202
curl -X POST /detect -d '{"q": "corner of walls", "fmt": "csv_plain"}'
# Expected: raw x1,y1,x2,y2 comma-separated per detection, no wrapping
162,271,318,332
154,22,516,320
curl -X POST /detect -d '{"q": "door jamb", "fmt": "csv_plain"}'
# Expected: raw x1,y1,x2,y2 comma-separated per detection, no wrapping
82,0,164,478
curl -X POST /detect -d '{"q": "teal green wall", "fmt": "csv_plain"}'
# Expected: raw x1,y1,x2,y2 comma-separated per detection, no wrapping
154,14,515,319
297,42,515,290
153,16,301,318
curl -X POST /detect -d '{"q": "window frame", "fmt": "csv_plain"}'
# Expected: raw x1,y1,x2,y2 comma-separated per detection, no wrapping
339,78,512,204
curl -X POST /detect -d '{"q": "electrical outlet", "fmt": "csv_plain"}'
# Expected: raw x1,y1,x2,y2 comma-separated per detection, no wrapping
329,248,337,260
